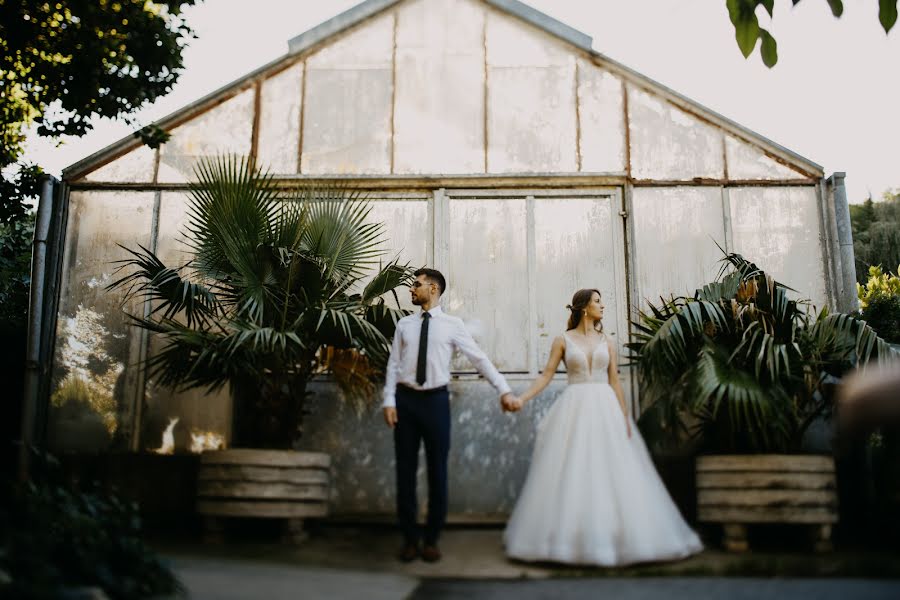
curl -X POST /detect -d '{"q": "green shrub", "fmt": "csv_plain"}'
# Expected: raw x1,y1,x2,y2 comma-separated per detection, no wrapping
858,265,900,343
0,456,181,600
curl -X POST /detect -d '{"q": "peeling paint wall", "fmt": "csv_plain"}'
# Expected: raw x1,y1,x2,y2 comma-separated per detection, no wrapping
301,378,570,518
48,191,155,452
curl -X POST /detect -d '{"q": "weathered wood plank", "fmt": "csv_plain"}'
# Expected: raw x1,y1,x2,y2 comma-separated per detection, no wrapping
197,500,328,518
696,455,834,473
197,481,329,501
200,449,331,468
697,471,835,490
198,465,330,485
698,489,837,508
698,506,838,524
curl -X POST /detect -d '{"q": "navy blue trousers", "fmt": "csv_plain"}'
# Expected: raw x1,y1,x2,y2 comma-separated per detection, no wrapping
394,385,450,546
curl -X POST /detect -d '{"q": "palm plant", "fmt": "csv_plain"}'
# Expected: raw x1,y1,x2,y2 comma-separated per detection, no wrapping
628,251,893,454
108,155,414,449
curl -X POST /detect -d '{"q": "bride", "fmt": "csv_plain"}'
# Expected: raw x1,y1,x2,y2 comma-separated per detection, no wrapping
503,288,702,566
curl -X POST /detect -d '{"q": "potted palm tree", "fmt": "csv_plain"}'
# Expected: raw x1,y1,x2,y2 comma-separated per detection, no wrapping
108,155,413,540
628,252,893,552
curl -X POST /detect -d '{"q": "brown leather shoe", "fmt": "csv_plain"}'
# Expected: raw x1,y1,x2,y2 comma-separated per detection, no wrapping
397,542,419,562
421,544,442,563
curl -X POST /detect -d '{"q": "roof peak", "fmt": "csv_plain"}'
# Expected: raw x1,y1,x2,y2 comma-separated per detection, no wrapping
287,0,593,56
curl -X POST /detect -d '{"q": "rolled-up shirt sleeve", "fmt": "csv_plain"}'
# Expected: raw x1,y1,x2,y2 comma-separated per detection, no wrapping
452,320,511,396
382,324,404,408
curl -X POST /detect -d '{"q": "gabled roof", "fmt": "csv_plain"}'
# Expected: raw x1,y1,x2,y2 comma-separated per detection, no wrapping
63,0,823,180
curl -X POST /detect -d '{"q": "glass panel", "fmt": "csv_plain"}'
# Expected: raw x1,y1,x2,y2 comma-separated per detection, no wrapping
301,13,393,174
82,144,156,183
446,197,528,371
257,63,304,174
632,187,727,308
358,197,429,312
394,0,485,174
48,191,155,452
486,11,577,173
533,196,621,367
141,192,231,454
157,88,255,183
629,85,725,180
577,61,626,173
725,135,807,180
729,187,827,307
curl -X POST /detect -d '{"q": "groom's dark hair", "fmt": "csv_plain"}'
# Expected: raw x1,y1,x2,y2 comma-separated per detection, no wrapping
414,267,446,295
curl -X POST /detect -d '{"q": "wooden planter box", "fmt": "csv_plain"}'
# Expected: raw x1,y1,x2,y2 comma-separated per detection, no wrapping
697,454,838,552
197,449,331,543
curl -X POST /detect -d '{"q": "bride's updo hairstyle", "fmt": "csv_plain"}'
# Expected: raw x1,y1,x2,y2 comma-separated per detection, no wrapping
566,288,604,332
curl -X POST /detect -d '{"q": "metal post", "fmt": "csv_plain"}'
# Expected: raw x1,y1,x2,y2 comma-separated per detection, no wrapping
19,175,59,482
827,172,858,313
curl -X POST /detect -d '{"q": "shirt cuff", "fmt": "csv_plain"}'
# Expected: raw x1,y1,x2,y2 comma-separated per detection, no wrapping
496,380,512,397
382,395,396,409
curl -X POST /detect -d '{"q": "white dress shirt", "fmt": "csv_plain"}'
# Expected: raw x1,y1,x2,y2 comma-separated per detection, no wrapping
382,305,511,408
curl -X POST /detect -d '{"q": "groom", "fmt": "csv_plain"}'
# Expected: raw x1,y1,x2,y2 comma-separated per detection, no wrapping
382,267,517,562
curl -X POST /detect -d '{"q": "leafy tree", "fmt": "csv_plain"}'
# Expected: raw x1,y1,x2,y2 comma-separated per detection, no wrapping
0,0,200,225
851,191,900,284
726,0,898,67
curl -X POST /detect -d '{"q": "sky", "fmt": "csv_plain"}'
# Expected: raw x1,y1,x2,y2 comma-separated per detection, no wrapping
22,0,900,203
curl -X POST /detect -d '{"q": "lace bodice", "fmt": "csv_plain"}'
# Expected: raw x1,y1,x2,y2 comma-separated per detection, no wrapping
563,332,610,384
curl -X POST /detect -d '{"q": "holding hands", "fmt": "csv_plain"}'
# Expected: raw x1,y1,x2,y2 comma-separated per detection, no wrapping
501,393,523,413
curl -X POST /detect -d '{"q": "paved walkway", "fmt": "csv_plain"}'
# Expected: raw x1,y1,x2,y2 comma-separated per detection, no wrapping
158,526,900,599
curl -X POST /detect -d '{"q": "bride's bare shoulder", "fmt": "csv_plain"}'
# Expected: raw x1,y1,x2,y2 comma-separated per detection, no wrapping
551,334,567,350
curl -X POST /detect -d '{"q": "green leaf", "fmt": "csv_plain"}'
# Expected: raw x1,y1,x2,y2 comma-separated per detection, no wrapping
760,0,774,17
826,0,844,17
881,0,899,33
734,10,761,58
759,29,778,67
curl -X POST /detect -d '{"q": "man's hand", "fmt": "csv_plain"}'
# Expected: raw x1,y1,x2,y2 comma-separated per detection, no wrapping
500,393,521,413
383,407,398,428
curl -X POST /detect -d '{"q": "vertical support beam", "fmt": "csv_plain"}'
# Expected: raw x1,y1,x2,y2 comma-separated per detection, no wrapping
152,147,161,184
721,187,733,253
129,190,162,452
297,61,308,174
433,188,448,273
828,172,858,313
482,12,489,174
249,81,262,169
20,175,60,481
619,184,639,417
816,177,841,309
622,80,632,179
574,60,582,173
526,195,537,375
390,12,398,174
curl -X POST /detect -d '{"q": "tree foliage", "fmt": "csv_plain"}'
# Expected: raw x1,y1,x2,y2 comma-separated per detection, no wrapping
851,191,900,284
726,0,898,67
0,0,199,169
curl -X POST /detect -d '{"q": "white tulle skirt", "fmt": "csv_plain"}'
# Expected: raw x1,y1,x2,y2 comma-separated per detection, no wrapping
504,382,703,566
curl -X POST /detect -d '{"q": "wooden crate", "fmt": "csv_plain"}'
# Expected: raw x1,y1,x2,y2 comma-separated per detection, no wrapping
197,449,331,543
696,454,837,552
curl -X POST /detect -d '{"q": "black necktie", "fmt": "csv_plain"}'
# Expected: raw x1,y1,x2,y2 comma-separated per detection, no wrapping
416,312,431,385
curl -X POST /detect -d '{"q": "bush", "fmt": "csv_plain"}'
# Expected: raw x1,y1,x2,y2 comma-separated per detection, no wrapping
858,265,900,343
0,455,181,600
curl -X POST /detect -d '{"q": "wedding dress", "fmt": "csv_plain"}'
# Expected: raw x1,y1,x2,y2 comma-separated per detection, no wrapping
503,332,703,566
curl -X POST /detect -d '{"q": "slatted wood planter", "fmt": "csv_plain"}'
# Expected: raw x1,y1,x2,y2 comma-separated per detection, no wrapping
697,454,838,553
197,449,331,543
